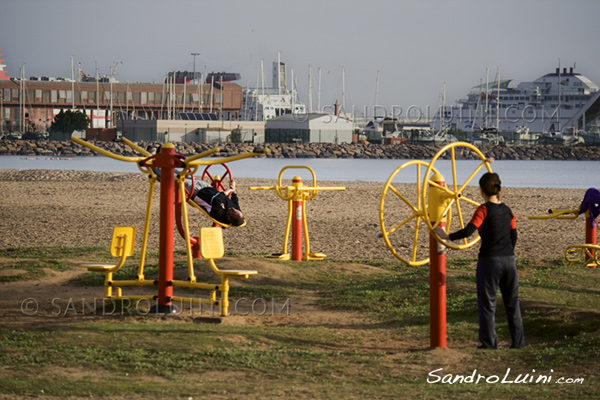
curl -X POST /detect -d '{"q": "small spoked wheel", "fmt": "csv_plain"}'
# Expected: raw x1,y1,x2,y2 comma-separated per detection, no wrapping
202,163,232,193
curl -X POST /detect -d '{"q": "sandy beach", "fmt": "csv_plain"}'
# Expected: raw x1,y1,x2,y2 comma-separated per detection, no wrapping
0,169,590,262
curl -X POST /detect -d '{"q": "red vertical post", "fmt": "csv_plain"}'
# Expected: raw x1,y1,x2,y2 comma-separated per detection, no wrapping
429,223,447,348
428,173,447,348
585,215,597,268
291,177,303,261
152,143,178,313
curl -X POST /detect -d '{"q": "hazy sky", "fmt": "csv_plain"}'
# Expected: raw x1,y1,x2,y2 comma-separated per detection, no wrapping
1,0,599,118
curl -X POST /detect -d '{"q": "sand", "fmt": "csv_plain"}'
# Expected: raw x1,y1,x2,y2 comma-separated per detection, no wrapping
0,169,590,262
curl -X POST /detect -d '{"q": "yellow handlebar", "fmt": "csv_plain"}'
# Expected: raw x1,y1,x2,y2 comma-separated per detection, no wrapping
71,137,146,163
185,148,269,167
528,208,579,220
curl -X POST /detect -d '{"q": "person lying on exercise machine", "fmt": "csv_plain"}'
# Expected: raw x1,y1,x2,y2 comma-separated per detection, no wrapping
148,145,245,227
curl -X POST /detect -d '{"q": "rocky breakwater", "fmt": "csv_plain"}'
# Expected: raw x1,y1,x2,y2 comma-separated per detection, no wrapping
1,139,600,161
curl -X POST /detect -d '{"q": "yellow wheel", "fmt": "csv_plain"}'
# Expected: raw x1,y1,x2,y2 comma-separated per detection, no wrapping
379,160,440,266
422,142,493,250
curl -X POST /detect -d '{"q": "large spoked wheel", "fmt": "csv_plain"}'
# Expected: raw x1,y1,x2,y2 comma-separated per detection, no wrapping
379,160,441,266
422,142,493,250
202,163,232,193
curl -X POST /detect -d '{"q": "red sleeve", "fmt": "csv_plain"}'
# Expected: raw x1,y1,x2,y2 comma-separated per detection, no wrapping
470,204,487,228
511,213,517,229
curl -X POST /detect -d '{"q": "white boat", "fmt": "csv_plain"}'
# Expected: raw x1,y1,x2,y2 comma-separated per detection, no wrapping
508,126,540,144
537,131,584,146
363,117,405,144
410,126,457,144
470,127,504,145
432,66,599,134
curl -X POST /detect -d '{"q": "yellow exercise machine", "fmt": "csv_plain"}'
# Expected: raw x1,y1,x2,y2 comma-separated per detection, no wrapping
379,142,493,266
378,142,493,348
529,200,599,268
249,165,345,261
73,137,265,315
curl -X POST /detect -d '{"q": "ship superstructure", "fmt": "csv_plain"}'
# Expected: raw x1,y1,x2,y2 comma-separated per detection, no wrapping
432,67,599,134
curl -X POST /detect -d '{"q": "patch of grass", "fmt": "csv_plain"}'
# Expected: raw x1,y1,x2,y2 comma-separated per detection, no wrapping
0,245,103,260
2,247,600,399
447,257,477,270
0,260,72,282
229,285,291,299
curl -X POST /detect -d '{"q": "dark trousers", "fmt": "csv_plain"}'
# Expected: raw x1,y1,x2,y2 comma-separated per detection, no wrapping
476,256,525,349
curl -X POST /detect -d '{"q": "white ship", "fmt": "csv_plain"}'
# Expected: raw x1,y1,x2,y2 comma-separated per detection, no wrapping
241,56,306,121
431,66,599,135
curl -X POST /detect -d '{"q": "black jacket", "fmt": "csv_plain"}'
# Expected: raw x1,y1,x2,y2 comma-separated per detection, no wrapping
195,186,241,224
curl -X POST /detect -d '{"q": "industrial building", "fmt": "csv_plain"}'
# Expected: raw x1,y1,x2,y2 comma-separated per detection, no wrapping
265,113,355,143
0,76,244,135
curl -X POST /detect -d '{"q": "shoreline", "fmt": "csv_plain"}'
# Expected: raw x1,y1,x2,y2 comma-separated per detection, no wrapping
2,139,600,161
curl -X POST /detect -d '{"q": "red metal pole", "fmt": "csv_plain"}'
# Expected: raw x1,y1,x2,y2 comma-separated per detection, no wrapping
585,216,597,268
291,177,303,261
428,174,447,348
153,144,178,312
429,221,447,348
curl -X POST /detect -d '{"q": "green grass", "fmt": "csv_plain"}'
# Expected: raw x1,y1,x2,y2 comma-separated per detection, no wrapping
1,246,600,399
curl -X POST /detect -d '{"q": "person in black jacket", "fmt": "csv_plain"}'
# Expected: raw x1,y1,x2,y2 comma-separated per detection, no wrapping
435,172,525,349
190,179,244,226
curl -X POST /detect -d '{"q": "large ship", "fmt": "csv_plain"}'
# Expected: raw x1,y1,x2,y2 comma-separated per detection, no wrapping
240,57,306,121
431,66,599,135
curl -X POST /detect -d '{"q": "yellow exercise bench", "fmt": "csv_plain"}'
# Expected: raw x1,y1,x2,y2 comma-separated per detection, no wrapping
78,226,136,299
77,226,256,316
198,227,257,316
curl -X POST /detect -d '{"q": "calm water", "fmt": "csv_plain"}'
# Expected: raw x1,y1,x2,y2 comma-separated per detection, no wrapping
0,155,598,189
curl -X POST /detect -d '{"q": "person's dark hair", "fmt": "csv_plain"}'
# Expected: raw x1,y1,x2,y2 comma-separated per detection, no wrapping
227,208,245,226
479,172,501,197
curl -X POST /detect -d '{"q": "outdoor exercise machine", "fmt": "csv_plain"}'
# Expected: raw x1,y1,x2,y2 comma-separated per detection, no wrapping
528,188,599,268
379,142,493,348
249,166,345,261
73,137,267,314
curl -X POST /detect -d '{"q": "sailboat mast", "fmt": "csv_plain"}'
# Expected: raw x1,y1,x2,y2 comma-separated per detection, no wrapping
308,65,312,113
485,67,489,128
255,69,259,121
375,71,380,110
200,73,204,112
317,67,321,112
71,56,75,110
342,66,345,115
20,64,24,132
441,83,446,131
183,75,186,113
496,67,500,132
291,68,295,112
558,58,561,132
96,65,99,127
209,74,214,113
260,60,264,97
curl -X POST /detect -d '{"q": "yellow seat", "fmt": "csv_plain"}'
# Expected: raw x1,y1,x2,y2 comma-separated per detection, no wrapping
79,226,136,298
199,227,257,315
